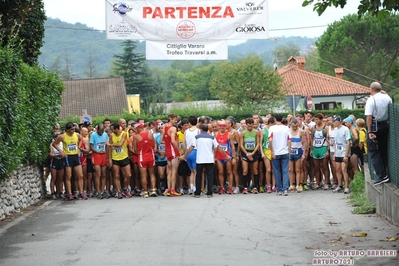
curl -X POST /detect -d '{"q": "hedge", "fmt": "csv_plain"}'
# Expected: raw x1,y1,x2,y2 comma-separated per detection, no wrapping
0,43,64,180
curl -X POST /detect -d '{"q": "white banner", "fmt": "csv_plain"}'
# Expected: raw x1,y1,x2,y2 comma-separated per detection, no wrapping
146,40,228,60
106,0,268,40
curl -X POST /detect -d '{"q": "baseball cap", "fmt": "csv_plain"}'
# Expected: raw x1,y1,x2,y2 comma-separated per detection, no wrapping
332,115,342,122
134,123,144,129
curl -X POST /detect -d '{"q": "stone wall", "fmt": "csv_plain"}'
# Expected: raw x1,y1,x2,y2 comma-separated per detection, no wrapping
0,164,45,220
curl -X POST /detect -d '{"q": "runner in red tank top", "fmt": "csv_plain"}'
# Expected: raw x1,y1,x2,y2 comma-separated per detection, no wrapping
133,123,158,197
161,114,181,196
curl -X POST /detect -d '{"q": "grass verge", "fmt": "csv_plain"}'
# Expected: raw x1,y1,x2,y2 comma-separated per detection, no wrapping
349,171,376,214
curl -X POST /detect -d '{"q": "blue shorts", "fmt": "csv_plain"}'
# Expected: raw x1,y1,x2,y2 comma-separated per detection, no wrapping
289,148,303,161
186,149,197,170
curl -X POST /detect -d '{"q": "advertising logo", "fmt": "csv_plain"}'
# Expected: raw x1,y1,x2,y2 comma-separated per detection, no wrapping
176,20,196,39
236,24,265,34
236,2,264,15
113,3,133,16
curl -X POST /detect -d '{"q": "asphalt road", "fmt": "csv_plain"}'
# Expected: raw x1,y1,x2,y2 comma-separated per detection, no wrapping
0,189,398,266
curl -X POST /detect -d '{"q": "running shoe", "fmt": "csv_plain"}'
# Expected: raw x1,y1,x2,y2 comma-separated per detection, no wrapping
277,191,282,196
103,191,111,199
266,186,272,193
194,194,200,198
253,187,259,194
179,188,185,195
323,184,329,190
164,189,171,197
227,188,233,194
81,191,88,200
331,183,338,190
332,186,343,193
51,193,57,200
243,187,248,194
283,190,288,196
218,187,225,195
96,193,103,199
233,187,239,194
311,183,320,190
272,186,277,193
88,192,93,198
288,186,294,192
201,189,206,195
150,189,157,197
297,184,303,193
303,184,309,191
259,186,265,193
124,189,132,198
143,191,149,198
343,188,350,194
73,191,79,199
68,194,74,201
170,190,182,197
188,188,194,195
117,192,123,199
207,194,213,198
374,176,389,185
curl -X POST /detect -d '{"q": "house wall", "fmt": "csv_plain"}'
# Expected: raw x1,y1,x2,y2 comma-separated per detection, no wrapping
312,95,365,110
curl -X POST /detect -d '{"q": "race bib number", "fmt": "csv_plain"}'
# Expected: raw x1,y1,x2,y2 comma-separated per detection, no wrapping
290,148,298,155
97,142,106,152
330,137,335,146
313,137,324,147
265,141,269,149
179,142,183,149
336,143,344,151
158,143,166,152
67,144,77,152
114,147,122,154
220,144,228,151
245,141,255,150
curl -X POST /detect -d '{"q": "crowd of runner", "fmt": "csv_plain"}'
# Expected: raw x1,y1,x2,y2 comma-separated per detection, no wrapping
47,110,368,200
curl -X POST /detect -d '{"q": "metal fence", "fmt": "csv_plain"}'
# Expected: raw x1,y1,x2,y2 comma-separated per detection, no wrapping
369,103,399,187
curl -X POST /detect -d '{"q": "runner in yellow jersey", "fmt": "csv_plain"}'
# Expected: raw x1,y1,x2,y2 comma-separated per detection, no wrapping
52,122,86,201
108,122,132,199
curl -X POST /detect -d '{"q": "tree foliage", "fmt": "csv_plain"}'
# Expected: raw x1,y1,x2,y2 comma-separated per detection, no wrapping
273,43,301,69
316,14,399,94
0,0,46,65
302,0,399,18
210,54,284,107
112,40,155,109
0,39,64,179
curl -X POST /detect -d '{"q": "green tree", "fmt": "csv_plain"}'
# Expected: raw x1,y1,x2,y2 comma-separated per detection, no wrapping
112,40,155,109
316,14,399,94
302,0,399,18
273,43,301,69
210,54,284,107
0,0,46,65
173,64,215,102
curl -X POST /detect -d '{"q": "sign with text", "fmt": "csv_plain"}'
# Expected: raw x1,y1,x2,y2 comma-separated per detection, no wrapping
106,0,269,40
146,40,228,60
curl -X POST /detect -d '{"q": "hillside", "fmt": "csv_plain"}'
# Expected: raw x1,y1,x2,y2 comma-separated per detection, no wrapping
39,18,318,78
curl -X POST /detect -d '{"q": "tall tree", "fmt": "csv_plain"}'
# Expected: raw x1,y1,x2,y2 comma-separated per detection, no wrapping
302,0,399,18
316,14,399,93
0,0,46,65
210,54,284,107
84,49,97,78
112,40,154,109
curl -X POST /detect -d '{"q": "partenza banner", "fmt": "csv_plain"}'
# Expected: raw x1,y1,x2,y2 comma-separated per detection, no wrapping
146,40,228,60
106,0,268,40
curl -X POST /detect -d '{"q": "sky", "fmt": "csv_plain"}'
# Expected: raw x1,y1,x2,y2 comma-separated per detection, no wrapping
43,0,359,40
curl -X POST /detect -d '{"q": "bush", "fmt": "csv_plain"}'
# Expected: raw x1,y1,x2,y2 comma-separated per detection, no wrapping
0,43,64,180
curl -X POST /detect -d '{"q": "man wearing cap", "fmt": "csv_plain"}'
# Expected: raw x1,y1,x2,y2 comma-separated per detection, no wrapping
364,82,392,185
332,116,351,193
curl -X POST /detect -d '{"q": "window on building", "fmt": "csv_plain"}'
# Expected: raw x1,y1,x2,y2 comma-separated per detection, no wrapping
314,102,342,110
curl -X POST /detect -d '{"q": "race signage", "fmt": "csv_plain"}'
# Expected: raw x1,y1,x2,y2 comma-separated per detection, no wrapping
106,0,269,40
146,40,228,60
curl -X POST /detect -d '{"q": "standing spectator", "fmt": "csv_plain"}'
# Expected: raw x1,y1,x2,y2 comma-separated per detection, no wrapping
181,123,230,198
268,114,291,196
364,82,392,185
